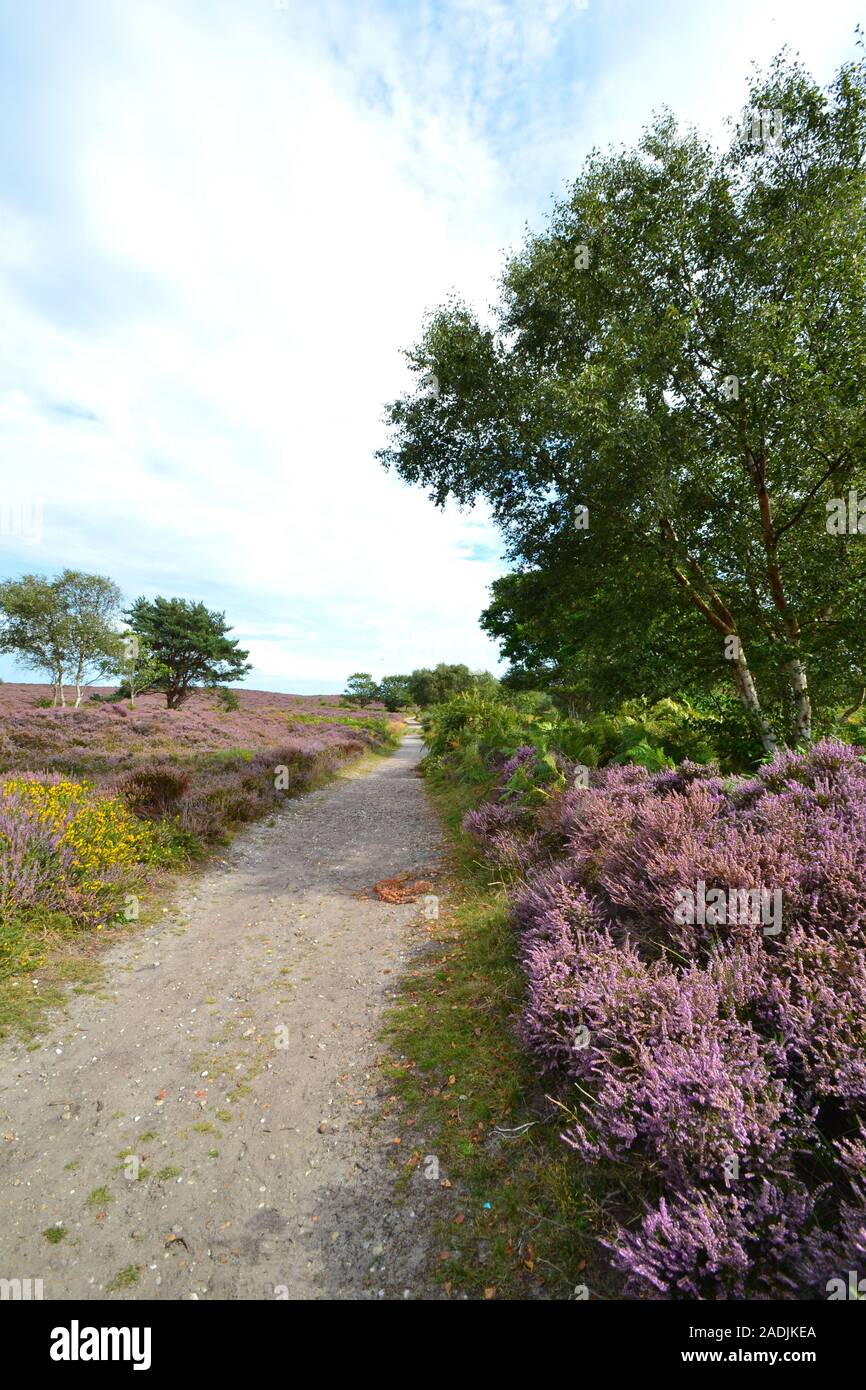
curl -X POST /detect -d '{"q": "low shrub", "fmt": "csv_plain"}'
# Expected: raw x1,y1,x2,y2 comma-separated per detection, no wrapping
0,775,162,922
506,741,866,1299
118,763,191,817
213,685,241,712
422,692,749,800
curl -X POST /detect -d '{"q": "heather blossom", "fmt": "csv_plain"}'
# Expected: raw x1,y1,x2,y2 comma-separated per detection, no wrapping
471,739,866,1297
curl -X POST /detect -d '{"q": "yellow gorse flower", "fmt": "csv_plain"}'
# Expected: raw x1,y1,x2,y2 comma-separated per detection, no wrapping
0,775,159,888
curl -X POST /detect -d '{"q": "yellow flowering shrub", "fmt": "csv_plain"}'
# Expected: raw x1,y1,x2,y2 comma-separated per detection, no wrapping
0,776,159,897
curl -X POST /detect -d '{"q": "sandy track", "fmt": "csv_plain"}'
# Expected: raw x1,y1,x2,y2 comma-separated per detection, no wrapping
0,732,445,1300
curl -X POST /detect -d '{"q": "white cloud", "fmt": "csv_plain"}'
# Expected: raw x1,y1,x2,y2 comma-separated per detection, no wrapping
0,0,861,690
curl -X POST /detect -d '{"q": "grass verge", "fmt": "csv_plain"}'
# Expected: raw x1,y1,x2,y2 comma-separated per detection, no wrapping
0,907,108,1041
379,766,622,1300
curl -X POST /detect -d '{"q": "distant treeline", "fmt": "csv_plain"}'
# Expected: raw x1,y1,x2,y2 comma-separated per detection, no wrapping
343,663,501,711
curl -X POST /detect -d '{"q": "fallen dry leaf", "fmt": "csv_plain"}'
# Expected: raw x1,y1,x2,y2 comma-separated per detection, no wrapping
366,874,435,904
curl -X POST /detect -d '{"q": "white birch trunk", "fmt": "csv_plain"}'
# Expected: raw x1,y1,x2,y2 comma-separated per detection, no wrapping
786,657,812,745
731,649,778,757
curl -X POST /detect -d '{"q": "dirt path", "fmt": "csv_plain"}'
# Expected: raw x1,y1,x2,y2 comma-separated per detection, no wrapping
0,731,446,1300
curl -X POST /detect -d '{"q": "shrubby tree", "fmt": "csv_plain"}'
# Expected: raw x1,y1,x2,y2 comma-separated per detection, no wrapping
483,566,721,714
126,596,251,709
471,670,502,699
379,51,866,752
408,663,483,706
377,674,413,711
343,672,379,706
407,665,464,706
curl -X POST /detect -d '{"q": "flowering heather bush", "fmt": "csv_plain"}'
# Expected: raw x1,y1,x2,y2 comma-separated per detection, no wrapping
163,737,368,841
607,1182,820,1301
461,744,567,874
0,796,80,917
483,740,866,1298
499,745,540,784
119,764,191,817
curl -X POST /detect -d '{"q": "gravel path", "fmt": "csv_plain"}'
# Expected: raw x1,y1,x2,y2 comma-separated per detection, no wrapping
0,731,446,1300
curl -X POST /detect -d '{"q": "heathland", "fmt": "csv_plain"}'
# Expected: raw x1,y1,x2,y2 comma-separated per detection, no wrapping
0,682,399,1037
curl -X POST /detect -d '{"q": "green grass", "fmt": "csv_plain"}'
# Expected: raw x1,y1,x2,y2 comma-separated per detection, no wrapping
43,1225,67,1244
106,1265,140,1292
155,1165,182,1182
0,907,106,1041
85,1186,113,1210
192,746,255,770
277,710,402,747
380,766,620,1301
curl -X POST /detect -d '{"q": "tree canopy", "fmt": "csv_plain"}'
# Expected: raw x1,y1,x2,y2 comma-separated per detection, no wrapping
407,663,485,706
379,50,866,752
343,672,380,706
377,673,414,711
126,596,251,709
0,570,121,706
56,571,123,706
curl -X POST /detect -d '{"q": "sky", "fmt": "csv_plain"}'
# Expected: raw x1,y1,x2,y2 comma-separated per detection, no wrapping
0,0,861,693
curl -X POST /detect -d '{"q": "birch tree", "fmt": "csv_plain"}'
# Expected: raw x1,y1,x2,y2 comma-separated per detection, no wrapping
56,570,123,707
379,51,866,752
0,574,69,704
